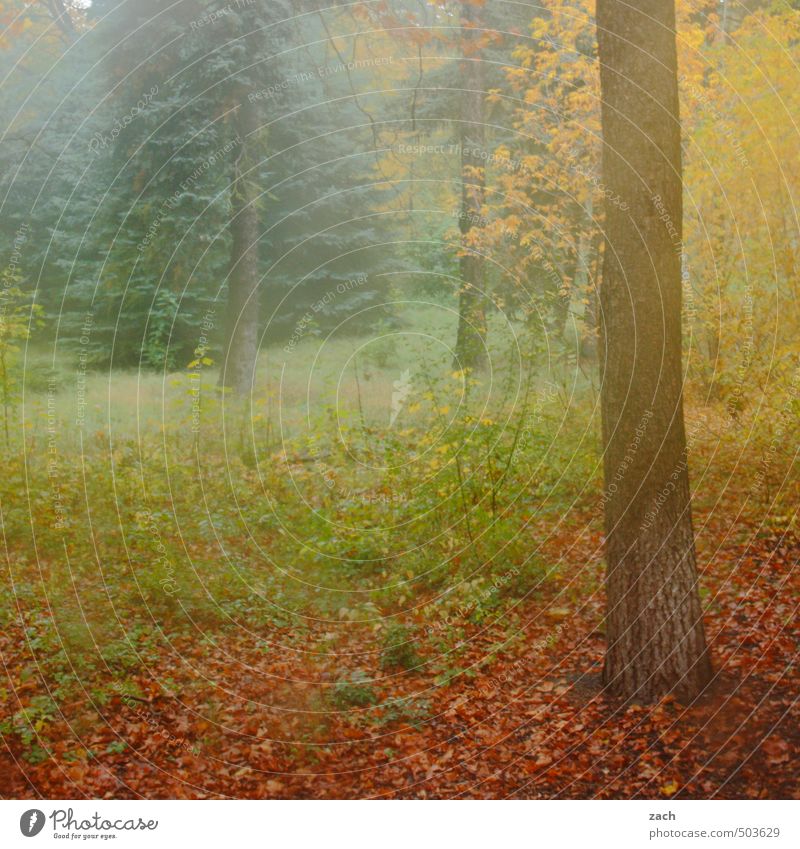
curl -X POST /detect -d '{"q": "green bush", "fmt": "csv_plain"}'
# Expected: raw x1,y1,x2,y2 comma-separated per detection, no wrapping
380,623,421,671
330,670,377,709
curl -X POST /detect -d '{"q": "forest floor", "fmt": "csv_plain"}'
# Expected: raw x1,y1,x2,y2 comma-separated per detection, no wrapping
2,496,798,799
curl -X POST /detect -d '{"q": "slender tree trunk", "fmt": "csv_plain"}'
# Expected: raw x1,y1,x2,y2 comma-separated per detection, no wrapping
220,96,260,395
575,198,599,369
453,0,487,373
580,217,604,371
596,0,712,702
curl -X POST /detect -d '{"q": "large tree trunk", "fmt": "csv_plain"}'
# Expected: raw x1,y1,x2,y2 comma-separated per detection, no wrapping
220,96,260,396
596,0,712,702
453,0,487,373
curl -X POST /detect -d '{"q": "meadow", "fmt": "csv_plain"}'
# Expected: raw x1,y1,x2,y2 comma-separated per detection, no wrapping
1,302,797,798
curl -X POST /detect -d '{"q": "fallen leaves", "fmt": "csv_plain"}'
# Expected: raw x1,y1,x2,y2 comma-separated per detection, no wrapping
1,507,798,800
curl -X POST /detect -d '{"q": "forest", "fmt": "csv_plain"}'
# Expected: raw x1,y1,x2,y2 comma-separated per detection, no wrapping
0,0,798,800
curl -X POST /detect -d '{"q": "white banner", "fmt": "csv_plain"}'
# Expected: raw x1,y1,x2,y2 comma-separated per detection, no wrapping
1,800,796,848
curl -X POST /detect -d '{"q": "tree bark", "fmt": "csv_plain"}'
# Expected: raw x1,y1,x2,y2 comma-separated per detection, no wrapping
453,0,487,373
596,0,712,701
220,96,260,396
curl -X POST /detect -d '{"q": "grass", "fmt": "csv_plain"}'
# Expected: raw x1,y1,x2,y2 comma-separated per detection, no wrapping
4,302,796,759
2,303,600,747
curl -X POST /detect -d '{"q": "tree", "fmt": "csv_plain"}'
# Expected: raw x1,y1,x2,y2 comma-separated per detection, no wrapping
596,0,712,701
84,0,282,388
220,93,260,395
498,0,603,364
680,2,800,407
369,0,527,369
20,1,397,376
453,0,488,372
